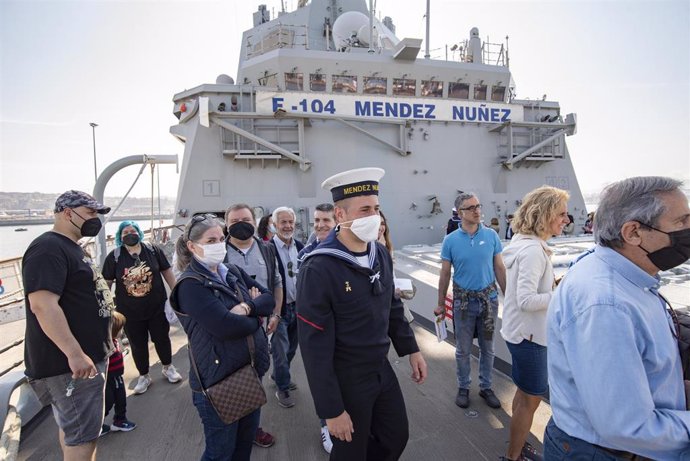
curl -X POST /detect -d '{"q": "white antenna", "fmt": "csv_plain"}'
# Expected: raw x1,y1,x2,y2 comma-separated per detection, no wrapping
424,0,430,59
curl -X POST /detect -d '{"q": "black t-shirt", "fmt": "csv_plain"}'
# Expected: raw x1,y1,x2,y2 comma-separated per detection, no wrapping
101,243,171,321
23,232,114,379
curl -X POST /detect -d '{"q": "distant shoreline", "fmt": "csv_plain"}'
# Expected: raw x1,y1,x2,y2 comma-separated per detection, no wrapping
0,214,174,227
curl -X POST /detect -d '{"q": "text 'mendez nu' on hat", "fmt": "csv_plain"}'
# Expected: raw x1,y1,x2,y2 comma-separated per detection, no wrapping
321,167,385,202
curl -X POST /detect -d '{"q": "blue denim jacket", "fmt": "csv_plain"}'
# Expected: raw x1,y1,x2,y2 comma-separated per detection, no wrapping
547,245,690,460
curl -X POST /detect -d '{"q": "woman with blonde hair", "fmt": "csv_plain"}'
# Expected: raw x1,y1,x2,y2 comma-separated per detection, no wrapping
500,186,570,461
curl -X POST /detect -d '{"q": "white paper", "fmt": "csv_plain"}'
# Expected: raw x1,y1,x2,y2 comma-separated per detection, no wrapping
435,316,448,342
394,278,413,291
199,96,210,127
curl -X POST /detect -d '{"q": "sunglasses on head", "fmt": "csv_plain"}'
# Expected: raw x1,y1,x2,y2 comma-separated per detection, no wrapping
187,213,219,239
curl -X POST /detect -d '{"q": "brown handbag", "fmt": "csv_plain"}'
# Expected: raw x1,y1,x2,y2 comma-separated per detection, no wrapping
189,335,267,424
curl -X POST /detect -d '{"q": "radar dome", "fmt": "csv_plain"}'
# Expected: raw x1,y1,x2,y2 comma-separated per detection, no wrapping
216,74,235,84
332,11,369,49
357,24,379,47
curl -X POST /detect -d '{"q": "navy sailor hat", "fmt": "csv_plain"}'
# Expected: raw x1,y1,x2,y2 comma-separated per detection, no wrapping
321,167,385,202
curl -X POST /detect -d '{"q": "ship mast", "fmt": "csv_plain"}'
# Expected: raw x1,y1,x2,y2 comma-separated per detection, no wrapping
424,0,430,59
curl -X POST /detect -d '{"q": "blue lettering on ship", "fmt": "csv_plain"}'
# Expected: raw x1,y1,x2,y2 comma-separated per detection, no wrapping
355,101,436,119
452,105,511,122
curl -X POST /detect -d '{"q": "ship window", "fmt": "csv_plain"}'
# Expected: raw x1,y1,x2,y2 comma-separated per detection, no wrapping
363,77,387,94
332,75,358,93
310,73,326,91
448,82,469,99
285,73,304,91
474,84,487,100
491,86,506,102
421,80,443,98
393,78,416,96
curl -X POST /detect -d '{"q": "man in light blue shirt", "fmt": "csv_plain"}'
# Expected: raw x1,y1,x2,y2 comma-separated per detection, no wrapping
546,176,690,460
434,192,506,409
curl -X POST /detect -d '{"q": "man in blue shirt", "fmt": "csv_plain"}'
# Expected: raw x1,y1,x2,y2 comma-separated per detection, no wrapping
434,192,506,409
546,176,690,460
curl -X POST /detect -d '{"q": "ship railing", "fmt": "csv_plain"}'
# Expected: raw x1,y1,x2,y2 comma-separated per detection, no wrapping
246,24,309,59
445,38,508,67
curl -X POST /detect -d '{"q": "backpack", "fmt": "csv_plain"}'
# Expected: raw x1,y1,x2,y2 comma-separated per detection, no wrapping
671,307,690,380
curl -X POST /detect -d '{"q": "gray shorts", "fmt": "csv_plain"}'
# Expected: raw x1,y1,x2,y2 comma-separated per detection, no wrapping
29,361,107,446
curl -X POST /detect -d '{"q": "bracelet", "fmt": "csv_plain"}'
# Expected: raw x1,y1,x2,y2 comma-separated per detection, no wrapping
240,302,251,315
270,313,282,320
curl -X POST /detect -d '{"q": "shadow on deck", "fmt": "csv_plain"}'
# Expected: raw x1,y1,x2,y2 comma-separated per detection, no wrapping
17,323,550,460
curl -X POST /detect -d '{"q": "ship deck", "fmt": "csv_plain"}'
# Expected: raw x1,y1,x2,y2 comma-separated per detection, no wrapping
13,321,550,460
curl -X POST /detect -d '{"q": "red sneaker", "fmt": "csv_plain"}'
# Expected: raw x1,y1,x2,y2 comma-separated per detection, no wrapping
254,427,275,448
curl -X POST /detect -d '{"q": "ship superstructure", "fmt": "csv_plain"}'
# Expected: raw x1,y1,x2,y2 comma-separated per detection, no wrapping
170,0,586,245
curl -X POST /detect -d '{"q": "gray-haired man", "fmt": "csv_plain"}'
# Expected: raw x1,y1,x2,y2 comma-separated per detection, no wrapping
545,176,690,460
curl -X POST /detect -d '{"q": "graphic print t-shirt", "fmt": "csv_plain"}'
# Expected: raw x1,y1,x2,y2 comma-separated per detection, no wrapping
102,243,171,320
23,231,114,379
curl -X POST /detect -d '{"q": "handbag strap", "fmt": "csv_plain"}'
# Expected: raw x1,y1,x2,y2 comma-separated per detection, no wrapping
186,265,259,391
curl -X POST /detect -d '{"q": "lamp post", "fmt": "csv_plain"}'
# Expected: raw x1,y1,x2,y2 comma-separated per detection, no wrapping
89,122,98,182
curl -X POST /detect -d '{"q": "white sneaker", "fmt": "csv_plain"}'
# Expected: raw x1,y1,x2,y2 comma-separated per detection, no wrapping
162,364,182,383
133,374,152,394
320,426,333,454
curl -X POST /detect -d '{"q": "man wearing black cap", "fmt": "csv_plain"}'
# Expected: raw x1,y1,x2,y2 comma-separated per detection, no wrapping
23,190,114,460
297,168,427,461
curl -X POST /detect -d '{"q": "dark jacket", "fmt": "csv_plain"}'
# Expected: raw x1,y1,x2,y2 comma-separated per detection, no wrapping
225,235,280,294
169,259,274,391
296,230,420,419
270,237,304,315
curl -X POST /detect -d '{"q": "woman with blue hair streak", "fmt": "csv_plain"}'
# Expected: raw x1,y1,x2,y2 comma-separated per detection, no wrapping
102,221,181,395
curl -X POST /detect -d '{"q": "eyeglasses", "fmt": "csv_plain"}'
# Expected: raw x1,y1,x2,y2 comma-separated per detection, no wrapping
459,204,482,212
187,213,218,238
287,261,294,277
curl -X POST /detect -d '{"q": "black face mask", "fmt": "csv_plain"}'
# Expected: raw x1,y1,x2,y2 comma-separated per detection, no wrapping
122,233,140,247
228,221,255,241
639,224,690,271
70,210,103,237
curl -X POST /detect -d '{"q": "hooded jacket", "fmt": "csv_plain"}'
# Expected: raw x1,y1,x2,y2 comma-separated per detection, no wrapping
500,233,554,346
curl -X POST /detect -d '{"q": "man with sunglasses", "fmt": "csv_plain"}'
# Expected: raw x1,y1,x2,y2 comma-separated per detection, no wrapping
545,177,690,460
23,190,114,461
269,206,304,408
434,192,506,410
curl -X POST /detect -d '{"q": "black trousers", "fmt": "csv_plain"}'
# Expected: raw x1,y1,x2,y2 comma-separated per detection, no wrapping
104,373,127,421
123,310,172,375
330,360,409,461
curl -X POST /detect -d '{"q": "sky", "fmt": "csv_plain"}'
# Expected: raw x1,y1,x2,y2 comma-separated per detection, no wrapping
1,0,689,200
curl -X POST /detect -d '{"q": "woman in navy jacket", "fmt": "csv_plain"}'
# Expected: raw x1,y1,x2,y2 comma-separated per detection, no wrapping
169,214,274,461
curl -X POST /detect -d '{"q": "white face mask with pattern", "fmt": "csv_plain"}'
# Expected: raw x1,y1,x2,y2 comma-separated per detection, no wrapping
194,242,227,267
340,214,381,243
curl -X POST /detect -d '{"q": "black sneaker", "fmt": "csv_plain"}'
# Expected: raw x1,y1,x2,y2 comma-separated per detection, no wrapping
479,388,501,409
455,388,470,408
99,424,111,437
521,442,544,461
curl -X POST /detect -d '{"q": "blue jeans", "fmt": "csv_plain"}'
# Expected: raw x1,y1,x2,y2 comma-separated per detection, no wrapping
453,297,497,390
271,302,298,392
544,418,629,460
192,391,260,461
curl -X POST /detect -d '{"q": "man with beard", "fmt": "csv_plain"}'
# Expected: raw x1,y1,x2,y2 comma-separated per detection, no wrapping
297,168,427,461
270,206,304,408
23,190,114,461
224,203,283,447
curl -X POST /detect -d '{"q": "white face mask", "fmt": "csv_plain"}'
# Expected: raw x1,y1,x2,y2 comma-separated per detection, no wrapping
195,242,227,267
341,214,381,243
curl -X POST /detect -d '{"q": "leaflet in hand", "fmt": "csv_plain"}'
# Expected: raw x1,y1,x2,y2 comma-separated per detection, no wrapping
435,315,448,342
